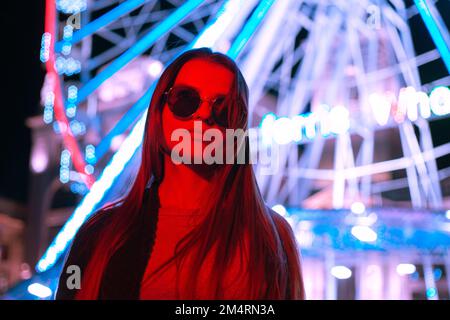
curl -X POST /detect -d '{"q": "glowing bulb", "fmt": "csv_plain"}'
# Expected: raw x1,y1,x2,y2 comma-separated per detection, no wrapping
426,287,437,298
396,263,416,275
351,225,377,243
85,164,94,175
60,149,71,166
351,202,365,214
27,283,52,299
272,204,288,217
434,268,442,281
63,25,73,40
60,167,70,184
147,61,163,78
40,32,51,63
331,266,352,279
56,0,87,14
66,104,76,118
67,85,78,102
20,263,32,280
85,144,96,163
31,139,49,173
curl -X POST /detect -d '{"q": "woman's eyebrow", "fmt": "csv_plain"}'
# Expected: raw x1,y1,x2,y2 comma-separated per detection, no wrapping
174,82,228,97
173,82,197,90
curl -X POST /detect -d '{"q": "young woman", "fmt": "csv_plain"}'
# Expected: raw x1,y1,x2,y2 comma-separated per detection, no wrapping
55,47,305,300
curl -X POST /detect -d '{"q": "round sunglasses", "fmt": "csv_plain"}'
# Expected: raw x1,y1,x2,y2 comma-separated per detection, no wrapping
163,85,229,127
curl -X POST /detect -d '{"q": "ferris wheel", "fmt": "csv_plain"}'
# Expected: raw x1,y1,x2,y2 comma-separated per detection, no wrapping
239,0,450,211
34,0,450,299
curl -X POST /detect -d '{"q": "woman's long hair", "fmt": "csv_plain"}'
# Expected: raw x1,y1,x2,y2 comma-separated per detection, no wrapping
75,47,304,299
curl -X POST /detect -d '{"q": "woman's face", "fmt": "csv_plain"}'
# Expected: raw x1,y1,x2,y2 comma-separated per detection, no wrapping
162,58,234,165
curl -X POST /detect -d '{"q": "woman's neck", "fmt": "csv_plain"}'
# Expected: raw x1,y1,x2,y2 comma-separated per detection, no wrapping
158,155,216,210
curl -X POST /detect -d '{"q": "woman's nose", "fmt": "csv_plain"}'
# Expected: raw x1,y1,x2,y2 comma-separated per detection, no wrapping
194,100,214,124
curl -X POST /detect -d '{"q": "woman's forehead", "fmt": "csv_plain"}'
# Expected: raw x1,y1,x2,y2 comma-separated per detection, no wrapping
174,59,234,95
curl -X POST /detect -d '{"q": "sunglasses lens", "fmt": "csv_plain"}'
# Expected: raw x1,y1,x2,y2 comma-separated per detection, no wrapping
167,86,230,126
168,87,200,117
213,96,228,127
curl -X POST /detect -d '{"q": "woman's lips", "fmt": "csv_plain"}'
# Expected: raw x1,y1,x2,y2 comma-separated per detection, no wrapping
188,127,223,142
189,129,203,139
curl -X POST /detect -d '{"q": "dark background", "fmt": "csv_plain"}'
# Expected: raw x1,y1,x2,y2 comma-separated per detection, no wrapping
1,1,45,204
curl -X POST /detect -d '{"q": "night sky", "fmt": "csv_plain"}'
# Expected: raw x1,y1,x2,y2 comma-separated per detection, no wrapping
1,1,45,204
0,1,448,206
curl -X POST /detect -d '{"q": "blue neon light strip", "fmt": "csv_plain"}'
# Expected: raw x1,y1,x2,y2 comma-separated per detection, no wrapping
75,0,206,104
226,0,275,59
94,84,155,162
55,0,147,52
36,0,248,273
414,0,450,73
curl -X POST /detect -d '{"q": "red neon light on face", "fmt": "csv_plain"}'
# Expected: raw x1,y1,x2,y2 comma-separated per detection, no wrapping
162,58,234,164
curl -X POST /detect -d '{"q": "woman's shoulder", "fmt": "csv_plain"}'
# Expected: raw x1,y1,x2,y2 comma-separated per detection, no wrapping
266,206,305,299
266,206,300,258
